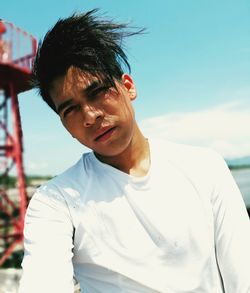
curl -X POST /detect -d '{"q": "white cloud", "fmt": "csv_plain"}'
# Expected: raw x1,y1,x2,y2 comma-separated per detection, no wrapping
139,102,250,159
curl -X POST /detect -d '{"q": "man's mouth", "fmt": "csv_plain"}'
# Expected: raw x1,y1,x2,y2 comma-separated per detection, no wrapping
94,126,116,142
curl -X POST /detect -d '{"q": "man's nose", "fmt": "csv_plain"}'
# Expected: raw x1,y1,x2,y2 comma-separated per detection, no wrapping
82,104,103,127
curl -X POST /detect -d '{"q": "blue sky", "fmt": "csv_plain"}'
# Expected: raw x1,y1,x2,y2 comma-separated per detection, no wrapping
1,0,250,175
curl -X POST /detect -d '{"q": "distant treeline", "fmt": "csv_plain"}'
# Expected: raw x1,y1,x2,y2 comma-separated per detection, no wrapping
228,164,250,170
1,164,250,188
0,175,53,188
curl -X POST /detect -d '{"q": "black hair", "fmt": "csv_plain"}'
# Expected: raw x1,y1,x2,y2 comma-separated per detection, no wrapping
32,9,145,112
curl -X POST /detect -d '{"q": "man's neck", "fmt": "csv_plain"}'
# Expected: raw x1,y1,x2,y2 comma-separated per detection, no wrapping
95,126,150,177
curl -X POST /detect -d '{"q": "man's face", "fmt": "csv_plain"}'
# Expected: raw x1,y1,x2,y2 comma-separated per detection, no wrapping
49,67,137,159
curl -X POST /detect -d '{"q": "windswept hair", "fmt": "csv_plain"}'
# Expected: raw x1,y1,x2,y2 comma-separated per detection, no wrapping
32,9,145,112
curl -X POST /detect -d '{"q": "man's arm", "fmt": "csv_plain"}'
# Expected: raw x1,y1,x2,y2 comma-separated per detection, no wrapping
18,188,75,293
211,154,250,292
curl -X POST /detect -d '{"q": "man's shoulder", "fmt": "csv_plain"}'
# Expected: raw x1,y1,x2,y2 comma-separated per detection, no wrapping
32,151,94,203
51,151,96,182
150,139,228,194
150,138,225,172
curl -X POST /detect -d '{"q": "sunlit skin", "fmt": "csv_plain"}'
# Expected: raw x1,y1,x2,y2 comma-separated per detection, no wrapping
49,67,150,176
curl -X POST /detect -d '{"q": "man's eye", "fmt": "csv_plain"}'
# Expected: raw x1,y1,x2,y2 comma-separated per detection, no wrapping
63,105,79,117
90,86,111,99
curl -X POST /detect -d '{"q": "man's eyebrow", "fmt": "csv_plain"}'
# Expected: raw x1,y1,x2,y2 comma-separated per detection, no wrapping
83,80,105,96
57,99,73,114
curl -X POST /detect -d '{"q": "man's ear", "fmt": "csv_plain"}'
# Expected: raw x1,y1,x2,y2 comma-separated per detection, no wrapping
121,73,137,101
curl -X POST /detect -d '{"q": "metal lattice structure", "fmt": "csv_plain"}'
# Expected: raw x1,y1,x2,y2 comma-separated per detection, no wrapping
0,20,37,266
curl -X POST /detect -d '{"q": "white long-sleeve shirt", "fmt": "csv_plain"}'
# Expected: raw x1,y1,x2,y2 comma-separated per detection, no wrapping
19,140,250,293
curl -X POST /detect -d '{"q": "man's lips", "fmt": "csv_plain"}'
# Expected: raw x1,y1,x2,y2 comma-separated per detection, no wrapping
94,126,116,142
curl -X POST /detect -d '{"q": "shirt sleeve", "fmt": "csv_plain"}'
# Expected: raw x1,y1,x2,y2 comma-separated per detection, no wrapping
211,153,250,292
18,186,75,293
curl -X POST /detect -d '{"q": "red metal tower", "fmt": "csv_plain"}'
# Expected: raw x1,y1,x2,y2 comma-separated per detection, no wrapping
0,20,37,266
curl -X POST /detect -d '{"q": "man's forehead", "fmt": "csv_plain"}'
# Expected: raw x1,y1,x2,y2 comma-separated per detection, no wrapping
65,66,100,87
51,66,121,100
50,66,119,101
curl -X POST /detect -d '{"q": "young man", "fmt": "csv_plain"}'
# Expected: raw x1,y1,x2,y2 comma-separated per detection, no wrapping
19,9,250,293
